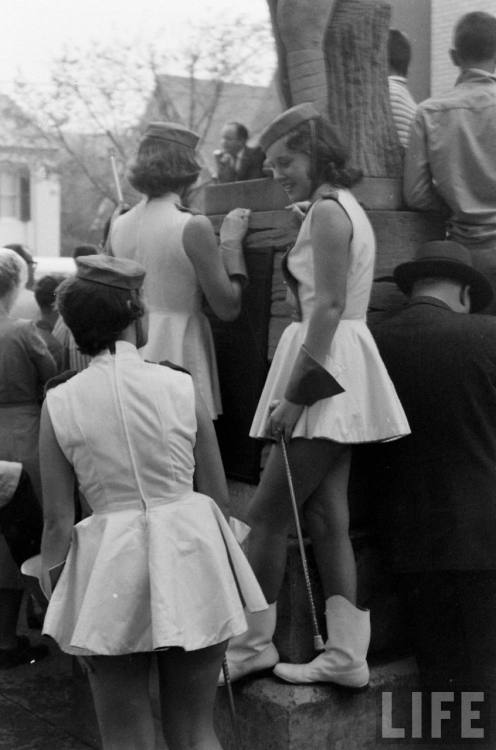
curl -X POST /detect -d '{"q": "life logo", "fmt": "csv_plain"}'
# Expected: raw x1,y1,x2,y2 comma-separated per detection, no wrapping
379,690,490,744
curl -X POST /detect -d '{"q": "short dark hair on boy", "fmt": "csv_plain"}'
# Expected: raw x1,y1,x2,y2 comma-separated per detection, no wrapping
388,29,412,77
128,138,201,198
56,277,144,356
34,274,66,310
284,119,362,189
454,12,496,63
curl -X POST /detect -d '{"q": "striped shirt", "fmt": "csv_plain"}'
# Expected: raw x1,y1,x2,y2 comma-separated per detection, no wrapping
52,317,91,373
388,76,417,148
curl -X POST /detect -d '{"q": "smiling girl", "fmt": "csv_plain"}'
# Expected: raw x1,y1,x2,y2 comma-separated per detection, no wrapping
221,103,410,687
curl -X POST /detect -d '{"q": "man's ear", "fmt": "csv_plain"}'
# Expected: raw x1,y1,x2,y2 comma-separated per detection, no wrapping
460,284,472,313
450,48,460,67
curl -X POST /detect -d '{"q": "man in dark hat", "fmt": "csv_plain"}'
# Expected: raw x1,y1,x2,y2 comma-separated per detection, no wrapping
372,241,496,716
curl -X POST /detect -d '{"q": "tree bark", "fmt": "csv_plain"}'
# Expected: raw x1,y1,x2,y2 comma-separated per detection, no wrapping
266,0,403,177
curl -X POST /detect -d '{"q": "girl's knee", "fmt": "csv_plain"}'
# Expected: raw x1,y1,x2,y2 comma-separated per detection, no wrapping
303,503,350,541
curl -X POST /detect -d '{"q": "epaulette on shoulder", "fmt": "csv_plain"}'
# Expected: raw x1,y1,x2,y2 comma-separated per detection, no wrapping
158,359,192,375
44,369,78,396
144,358,192,376
317,189,339,202
175,202,201,215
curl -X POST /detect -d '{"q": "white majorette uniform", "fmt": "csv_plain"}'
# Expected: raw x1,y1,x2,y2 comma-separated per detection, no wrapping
42,341,266,656
250,189,410,443
111,195,222,418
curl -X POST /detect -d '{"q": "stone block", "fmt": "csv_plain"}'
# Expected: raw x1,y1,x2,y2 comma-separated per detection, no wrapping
215,658,419,750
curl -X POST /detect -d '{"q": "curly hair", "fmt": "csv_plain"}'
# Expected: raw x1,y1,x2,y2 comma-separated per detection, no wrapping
0,248,27,299
56,278,145,356
284,119,362,189
128,137,201,198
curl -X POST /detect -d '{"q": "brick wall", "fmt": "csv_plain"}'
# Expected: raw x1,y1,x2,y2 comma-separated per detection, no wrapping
431,0,496,96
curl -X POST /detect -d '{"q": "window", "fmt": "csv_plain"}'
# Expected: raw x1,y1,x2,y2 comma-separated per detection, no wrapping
0,166,31,221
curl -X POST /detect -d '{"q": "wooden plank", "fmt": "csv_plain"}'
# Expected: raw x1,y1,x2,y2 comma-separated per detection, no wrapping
203,178,288,214
353,178,403,210
203,177,404,215
369,211,446,274
210,209,445,269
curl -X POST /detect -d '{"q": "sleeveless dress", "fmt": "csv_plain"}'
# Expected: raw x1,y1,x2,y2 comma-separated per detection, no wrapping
250,189,410,443
42,342,266,656
111,195,222,418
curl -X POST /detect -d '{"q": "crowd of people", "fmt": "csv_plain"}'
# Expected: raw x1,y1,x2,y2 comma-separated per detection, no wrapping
0,9,496,749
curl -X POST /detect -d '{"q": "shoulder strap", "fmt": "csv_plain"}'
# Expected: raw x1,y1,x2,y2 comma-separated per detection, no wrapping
144,358,192,376
44,369,78,396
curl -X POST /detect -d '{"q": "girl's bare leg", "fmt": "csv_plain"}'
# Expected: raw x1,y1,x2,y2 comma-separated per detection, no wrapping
157,642,227,750
246,438,345,603
86,652,156,750
303,447,356,602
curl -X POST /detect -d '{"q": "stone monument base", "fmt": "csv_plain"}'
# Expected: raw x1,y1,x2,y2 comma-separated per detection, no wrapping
215,658,419,750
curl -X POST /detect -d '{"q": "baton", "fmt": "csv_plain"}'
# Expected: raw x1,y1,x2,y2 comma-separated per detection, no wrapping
280,437,325,652
109,148,124,205
221,656,241,749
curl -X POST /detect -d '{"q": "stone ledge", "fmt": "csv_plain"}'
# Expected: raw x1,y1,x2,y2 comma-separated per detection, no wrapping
215,657,419,750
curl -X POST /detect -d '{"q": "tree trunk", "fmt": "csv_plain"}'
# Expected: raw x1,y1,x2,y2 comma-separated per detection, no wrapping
266,0,403,177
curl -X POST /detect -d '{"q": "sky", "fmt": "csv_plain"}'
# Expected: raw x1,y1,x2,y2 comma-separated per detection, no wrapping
0,0,273,90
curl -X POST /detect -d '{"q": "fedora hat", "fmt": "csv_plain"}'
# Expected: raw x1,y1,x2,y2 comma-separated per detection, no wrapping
394,240,493,312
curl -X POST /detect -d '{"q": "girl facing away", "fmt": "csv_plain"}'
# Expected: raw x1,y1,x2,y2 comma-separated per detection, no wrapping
110,121,250,419
39,254,266,750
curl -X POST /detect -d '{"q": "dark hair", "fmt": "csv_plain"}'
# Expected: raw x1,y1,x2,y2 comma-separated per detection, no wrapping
56,278,145,356
454,12,496,63
34,274,66,310
73,244,98,259
4,243,34,266
226,122,249,141
284,119,362,189
388,29,412,77
128,137,201,198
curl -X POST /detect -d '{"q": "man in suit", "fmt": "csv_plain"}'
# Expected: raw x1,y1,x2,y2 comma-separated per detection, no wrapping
373,241,496,711
213,122,266,183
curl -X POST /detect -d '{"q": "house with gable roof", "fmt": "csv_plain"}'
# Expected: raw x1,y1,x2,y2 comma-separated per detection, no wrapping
144,74,282,178
0,94,60,256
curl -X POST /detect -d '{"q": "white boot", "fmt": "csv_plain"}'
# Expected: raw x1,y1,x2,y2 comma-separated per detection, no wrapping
273,595,370,688
218,603,279,685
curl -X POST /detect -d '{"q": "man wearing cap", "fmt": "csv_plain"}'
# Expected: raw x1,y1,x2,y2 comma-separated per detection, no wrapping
373,240,496,699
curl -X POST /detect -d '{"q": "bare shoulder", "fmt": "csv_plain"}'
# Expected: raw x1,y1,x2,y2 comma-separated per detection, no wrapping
183,214,217,263
312,197,351,226
183,213,215,237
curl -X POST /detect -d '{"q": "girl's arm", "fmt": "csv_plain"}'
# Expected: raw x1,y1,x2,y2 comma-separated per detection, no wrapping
182,210,249,322
267,200,351,441
192,386,230,519
302,199,350,361
39,400,75,597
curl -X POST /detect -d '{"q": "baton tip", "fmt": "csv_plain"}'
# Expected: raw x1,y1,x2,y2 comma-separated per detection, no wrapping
314,635,325,652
